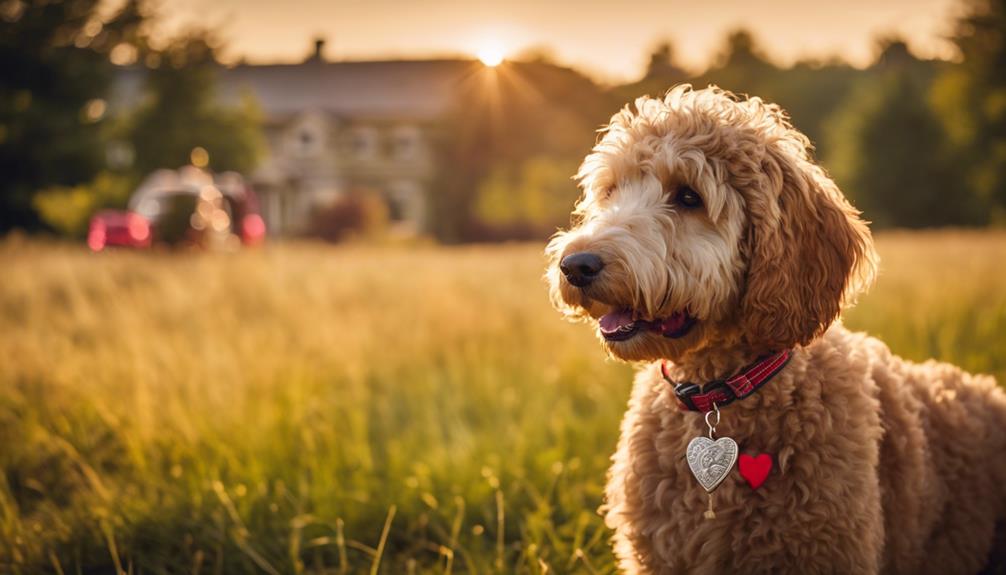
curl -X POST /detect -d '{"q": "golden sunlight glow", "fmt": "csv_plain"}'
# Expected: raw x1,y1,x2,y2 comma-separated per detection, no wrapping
477,42,505,67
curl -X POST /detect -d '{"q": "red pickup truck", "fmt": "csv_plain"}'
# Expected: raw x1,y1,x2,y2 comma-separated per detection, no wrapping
87,167,266,251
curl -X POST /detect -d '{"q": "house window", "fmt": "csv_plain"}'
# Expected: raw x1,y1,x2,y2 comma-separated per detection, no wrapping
351,126,379,159
392,125,421,160
291,120,325,158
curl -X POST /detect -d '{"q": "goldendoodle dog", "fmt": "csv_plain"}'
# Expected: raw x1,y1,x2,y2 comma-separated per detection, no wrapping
546,85,1006,574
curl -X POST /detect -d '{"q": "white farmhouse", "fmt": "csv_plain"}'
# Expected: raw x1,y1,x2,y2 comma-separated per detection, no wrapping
115,39,480,236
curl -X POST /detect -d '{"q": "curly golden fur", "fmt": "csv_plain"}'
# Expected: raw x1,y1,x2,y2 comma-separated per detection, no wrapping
546,85,1006,573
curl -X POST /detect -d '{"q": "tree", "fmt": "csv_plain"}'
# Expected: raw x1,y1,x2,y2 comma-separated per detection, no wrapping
826,57,968,227
702,29,777,94
0,0,145,232
644,42,687,83
931,0,1006,221
610,41,689,106
126,31,264,175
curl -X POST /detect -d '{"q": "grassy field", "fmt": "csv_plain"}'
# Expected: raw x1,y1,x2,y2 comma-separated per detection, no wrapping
1,231,1004,574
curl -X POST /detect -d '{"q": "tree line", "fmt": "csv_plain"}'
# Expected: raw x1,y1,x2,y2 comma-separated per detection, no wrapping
623,22,1004,229
1,0,1004,239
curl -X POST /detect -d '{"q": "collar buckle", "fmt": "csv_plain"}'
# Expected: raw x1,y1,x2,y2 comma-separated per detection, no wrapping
671,380,735,413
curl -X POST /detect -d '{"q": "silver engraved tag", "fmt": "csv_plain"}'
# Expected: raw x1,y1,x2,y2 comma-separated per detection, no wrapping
686,436,738,492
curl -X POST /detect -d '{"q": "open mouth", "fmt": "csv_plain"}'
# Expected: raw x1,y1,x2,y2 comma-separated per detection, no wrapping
598,309,696,342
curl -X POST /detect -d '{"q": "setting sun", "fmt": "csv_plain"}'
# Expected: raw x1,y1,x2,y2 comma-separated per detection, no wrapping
477,42,505,67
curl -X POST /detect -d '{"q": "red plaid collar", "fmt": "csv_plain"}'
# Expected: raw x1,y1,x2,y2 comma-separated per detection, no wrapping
661,349,792,413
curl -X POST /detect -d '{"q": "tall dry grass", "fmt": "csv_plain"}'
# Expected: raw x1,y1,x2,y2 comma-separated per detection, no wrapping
0,230,1003,574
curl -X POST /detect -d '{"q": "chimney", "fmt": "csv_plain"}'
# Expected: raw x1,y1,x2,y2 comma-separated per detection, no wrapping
309,37,326,62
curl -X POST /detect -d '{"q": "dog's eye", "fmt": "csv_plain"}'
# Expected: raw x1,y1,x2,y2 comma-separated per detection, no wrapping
675,186,703,209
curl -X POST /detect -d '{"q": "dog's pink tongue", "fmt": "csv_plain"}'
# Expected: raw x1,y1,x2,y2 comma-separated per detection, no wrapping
599,310,635,333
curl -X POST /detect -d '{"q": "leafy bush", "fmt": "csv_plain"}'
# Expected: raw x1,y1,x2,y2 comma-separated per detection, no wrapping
32,172,135,237
473,156,580,240
310,193,389,242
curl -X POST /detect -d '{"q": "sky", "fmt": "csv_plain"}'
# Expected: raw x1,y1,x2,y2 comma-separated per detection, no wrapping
138,0,965,82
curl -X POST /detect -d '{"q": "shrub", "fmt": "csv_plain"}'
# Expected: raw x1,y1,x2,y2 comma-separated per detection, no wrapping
32,172,135,237
310,193,389,242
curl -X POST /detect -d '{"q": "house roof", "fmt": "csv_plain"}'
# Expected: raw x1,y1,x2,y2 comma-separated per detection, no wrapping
223,59,480,119
113,59,483,120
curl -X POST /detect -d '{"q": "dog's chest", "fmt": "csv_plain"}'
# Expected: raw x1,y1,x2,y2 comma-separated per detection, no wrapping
622,406,814,572
612,360,885,573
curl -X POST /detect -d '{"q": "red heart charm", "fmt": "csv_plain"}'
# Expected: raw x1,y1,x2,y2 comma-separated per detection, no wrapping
738,453,773,490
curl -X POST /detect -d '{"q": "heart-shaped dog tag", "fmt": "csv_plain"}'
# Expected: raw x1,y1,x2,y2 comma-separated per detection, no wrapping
738,453,773,490
686,436,738,492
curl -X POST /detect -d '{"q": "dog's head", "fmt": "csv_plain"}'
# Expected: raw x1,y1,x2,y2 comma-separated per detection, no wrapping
546,85,877,363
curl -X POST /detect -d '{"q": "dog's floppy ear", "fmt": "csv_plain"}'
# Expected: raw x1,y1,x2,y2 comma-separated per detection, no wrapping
739,143,877,350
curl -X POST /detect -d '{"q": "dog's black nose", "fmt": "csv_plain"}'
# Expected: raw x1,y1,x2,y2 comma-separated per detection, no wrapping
560,252,604,287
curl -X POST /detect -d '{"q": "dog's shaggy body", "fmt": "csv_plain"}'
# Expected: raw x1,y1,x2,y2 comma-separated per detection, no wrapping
547,86,1006,573
608,326,1006,573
